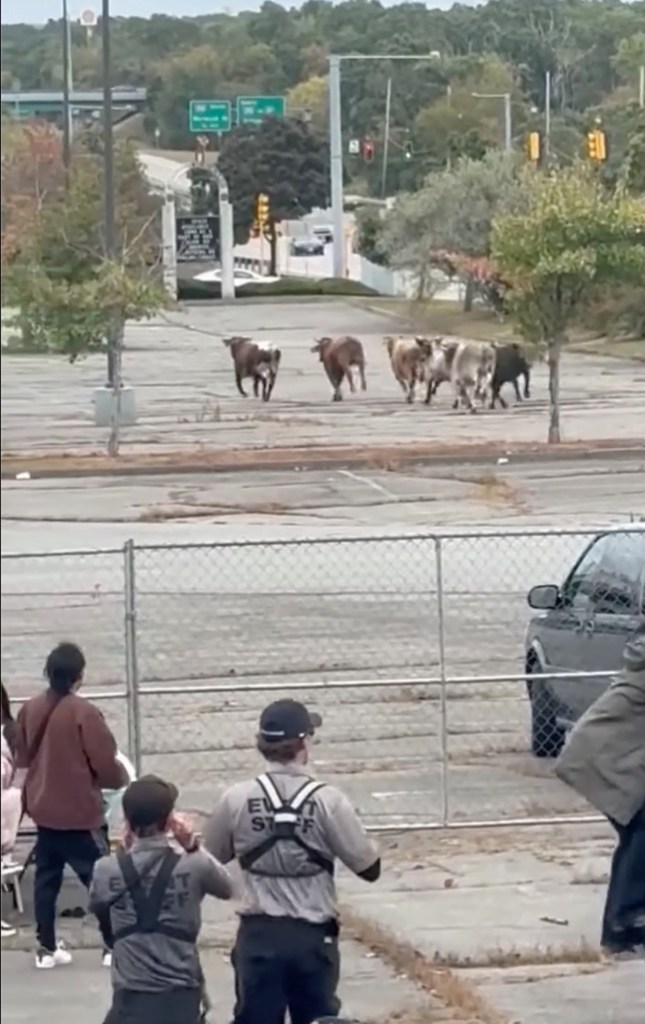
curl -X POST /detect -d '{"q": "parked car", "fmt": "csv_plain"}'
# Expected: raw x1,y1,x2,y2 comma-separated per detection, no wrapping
312,224,333,244
290,238,325,256
524,523,645,758
193,268,281,289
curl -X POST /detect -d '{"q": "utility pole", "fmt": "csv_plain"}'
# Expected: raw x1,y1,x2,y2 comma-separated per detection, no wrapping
101,0,118,402
503,92,512,153
381,76,392,197
545,70,552,161
328,55,344,280
639,64,644,109
61,0,73,174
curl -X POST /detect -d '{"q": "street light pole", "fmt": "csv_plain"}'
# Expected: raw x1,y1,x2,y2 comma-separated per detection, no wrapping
61,0,73,173
328,52,444,279
545,70,552,161
101,0,117,392
639,64,644,109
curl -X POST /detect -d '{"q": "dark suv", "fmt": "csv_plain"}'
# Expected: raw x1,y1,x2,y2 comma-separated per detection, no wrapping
525,525,645,758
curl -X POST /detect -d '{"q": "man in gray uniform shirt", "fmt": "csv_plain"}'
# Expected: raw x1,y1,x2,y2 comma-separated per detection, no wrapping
90,775,234,1024
203,698,381,1024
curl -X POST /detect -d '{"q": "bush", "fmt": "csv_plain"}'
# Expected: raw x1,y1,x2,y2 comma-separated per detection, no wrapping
582,284,645,340
177,276,379,301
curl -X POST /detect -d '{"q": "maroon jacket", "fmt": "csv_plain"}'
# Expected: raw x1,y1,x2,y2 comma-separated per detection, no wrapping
15,690,126,831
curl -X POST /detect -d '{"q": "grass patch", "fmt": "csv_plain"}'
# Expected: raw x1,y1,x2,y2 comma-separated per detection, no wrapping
357,297,644,362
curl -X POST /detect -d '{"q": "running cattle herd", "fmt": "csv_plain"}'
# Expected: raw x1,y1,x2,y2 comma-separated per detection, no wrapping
221,334,531,412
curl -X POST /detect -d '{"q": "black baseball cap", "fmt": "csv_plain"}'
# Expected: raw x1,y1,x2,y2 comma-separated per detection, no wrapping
259,699,322,742
122,774,178,830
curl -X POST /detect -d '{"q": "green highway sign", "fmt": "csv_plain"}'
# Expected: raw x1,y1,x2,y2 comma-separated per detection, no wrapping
237,95,286,126
189,100,231,133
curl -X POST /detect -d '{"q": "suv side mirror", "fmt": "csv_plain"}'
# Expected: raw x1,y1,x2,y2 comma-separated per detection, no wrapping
528,584,560,610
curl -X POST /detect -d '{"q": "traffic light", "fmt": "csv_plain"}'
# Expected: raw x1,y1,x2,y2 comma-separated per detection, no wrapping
404,140,413,160
362,138,375,163
526,131,542,164
586,128,607,163
255,192,270,228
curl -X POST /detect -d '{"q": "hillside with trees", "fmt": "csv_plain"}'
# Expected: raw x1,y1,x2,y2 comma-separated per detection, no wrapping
2,0,645,194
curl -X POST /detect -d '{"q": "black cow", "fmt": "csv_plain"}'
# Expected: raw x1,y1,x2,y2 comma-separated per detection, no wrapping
489,343,531,409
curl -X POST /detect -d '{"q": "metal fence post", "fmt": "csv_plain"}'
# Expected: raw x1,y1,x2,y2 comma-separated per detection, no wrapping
123,539,142,775
434,536,450,826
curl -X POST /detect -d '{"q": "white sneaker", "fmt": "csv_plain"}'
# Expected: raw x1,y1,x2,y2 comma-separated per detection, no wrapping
2,920,16,939
35,941,73,969
102,948,112,968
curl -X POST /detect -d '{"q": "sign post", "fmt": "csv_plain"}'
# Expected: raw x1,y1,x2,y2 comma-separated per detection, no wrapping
236,96,286,126
188,100,231,134
79,9,97,39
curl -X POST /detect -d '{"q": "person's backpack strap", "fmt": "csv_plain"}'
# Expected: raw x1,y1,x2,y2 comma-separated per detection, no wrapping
112,847,196,943
25,695,65,765
239,774,333,875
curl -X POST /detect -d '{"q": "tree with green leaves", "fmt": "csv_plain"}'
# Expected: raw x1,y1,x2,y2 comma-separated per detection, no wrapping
217,116,329,244
492,166,645,443
377,150,524,304
4,135,168,454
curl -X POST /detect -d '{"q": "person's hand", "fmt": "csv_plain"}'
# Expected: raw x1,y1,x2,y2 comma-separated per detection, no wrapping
168,811,198,852
119,824,134,851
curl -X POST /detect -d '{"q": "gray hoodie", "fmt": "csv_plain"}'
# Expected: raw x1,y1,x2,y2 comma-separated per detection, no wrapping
556,627,645,826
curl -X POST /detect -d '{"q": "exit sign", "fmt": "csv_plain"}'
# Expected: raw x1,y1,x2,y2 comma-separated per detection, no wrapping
237,95,286,126
188,100,231,133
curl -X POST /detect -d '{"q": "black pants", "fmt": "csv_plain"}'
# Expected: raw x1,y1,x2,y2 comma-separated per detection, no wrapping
602,805,645,952
232,915,341,1024
102,988,203,1024
34,825,112,952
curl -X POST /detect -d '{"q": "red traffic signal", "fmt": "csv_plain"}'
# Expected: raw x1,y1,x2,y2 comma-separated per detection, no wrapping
362,138,375,163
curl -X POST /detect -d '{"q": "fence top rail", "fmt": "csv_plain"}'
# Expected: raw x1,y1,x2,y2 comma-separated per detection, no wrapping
1,522,641,562
0,547,125,561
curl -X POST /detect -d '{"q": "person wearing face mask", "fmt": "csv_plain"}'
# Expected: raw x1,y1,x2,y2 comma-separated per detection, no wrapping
203,699,381,1024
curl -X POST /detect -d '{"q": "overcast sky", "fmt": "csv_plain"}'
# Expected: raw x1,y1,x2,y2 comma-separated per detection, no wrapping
3,0,481,28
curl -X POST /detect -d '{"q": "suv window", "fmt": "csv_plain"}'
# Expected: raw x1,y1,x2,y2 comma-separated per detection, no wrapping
561,535,608,611
590,531,645,615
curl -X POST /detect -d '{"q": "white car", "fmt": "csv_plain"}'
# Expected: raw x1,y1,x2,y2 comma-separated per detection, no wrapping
194,268,281,289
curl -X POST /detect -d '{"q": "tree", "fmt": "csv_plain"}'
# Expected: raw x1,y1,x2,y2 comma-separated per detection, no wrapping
492,166,645,443
286,75,328,133
1,120,65,266
217,116,329,244
4,137,169,454
379,151,524,303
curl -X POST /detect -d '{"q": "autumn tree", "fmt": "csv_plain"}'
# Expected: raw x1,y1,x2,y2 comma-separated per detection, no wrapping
4,137,168,454
217,116,329,244
492,166,645,444
1,120,65,267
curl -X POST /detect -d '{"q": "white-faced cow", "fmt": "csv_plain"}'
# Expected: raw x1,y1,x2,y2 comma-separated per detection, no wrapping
312,335,366,402
424,339,497,413
222,336,281,402
384,335,439,404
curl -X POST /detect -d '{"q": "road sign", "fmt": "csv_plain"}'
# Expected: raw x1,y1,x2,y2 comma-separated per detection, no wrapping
237,96,285,126
175,215,220,263
188,100,231,134
79,9,97,26
348,138,360,155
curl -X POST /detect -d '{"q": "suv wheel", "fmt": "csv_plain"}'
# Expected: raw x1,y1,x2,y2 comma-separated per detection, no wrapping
527,659,566,758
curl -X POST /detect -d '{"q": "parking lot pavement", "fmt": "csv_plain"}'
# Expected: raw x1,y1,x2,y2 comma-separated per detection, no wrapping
0,940,430,1024
2,300,645,457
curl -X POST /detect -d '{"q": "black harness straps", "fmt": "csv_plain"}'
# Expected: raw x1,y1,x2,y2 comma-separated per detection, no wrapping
112,847,197,944
238,773,334,877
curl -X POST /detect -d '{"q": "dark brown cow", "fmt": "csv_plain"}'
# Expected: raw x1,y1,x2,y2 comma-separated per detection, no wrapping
311,335,366,401
222,336,281,401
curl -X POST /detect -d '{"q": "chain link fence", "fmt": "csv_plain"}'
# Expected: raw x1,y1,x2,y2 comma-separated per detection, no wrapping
3,526,643,830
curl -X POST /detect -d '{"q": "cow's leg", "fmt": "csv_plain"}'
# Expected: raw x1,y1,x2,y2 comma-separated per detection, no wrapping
523,371,531,399
424,377,435,405
407,370,416,404
235,373,248,398
265,373,276,401
460,382,476,413
358,361,367,391
252,375,261,399
513,378,522,402
346,367,355,393
261,376,270,402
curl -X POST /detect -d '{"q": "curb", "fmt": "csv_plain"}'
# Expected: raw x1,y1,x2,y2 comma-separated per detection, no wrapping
2,441,645,482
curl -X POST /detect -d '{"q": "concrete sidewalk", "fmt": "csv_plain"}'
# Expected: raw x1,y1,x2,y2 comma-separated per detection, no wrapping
3,823,644,1024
